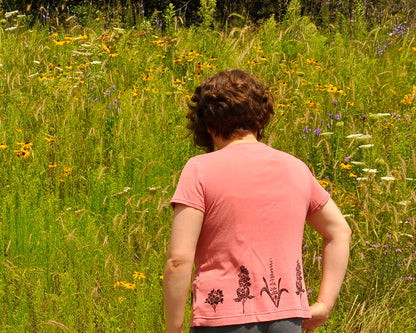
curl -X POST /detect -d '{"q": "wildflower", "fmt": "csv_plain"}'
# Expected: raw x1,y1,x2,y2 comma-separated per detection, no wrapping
358,144,374,148
0,143,8,150
327,86,337,93
109,53,118,57
363,168,378,173
118,296,124,302
314,128,321,137
48,163,58,168
102,44,111,53
317,179,331,188
347,101,354,106
14,148,31,159
349,173,358,178
63,167,71,176
368,113,391,119
381,176,395,181
340,162,352,170
133,271,146,280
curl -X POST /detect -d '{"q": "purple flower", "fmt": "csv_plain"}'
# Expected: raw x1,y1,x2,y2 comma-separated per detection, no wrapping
404,276,414,281
365,241,370,245
333,99,338,105
94,96,99,102
327,122,331,129
112,84,116,89
335,113,340,120
387,233,392,239
315,128,321,137
396,248,402,253
329,112,333,119
372,244,380,249
106,89,111,96
362,113,367,121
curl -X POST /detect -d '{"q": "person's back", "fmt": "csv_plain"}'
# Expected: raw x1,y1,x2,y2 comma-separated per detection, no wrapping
163,69,351,333
173,141,330,327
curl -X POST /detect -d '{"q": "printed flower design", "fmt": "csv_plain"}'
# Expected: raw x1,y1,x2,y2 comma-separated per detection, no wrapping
233,265,255,313
205,289,224,312
295,260,305,300
260,258,288,308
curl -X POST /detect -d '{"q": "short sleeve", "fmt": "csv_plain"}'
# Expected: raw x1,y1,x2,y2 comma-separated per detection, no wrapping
307,171,330,216
170,158,206,213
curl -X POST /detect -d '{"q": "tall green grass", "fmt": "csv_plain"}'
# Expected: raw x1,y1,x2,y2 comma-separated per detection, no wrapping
0,5,415,332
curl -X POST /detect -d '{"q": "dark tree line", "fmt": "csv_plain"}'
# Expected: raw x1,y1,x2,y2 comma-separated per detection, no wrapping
1,0,414,27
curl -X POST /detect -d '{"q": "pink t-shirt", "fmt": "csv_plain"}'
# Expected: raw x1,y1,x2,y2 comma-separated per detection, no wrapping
171,142,330,327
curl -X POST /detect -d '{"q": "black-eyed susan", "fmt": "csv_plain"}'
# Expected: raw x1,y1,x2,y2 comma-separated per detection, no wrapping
133,271,146,280
102,44,111,53
340,162,353,170
0,143,7,150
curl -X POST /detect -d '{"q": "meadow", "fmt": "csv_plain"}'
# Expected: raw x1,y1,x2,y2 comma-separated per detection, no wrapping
0,2,415,332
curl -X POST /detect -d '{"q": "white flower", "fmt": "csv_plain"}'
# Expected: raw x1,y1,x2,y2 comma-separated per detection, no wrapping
5,10,19,18
381,176,395,181
358,144,374,148
320,132,334,136
346,133,372,140
5,26,18,31
33,60,40,64
398,201,411,206
356,177,368,181
363,168,378,173
405,178,415,181
368,113,391,119
350,161,365,165
90,61,103,65
28,73,39,78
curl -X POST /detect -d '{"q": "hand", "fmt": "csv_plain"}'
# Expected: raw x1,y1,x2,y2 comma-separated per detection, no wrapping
302,301,331,333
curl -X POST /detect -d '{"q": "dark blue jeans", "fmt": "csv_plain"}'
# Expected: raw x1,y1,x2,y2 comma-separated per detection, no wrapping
190,318,302,333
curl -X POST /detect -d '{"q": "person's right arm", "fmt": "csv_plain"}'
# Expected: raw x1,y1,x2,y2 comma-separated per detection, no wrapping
302,198,351,333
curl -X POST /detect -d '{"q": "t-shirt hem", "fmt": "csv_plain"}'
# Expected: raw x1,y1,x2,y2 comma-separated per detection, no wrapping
170,198,205,213
191,308,311,327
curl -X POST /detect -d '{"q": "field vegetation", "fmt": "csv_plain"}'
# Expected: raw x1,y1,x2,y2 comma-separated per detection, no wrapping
0,0,415,331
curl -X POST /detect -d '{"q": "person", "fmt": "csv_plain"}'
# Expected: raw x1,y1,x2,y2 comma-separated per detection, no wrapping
163,69,351,333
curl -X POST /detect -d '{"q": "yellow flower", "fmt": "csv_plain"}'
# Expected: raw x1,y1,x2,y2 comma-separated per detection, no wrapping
327,86,337,93
109,53,118,58
0,143,7,150
159,275,164,280
349,173,358,178
78,34,88,40
340,162,352,170
102,44,111,53
133,271,146,280
347,101,354,106
317,179,331,188
14,148,31,159
118,296,124,302
63,167,71,176
48,163,58,168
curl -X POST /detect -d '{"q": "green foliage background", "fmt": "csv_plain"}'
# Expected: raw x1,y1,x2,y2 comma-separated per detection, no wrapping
0,1,415,332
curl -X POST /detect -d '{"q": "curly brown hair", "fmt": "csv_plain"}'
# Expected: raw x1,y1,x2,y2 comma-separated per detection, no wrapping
187,69,275,152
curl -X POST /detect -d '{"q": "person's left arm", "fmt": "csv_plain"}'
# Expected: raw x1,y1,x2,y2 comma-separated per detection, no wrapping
164,204,204,333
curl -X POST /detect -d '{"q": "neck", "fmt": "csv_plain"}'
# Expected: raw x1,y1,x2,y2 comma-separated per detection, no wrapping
212,132,259,150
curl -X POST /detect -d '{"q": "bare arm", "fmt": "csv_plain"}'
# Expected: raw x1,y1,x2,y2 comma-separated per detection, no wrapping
164,204,204,333
302,198,351,332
